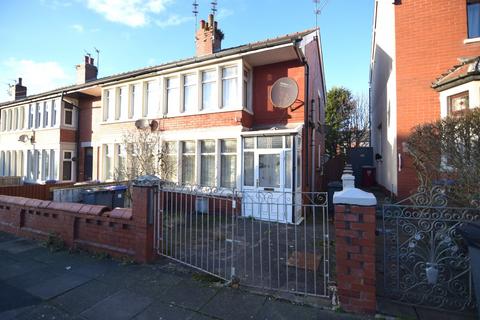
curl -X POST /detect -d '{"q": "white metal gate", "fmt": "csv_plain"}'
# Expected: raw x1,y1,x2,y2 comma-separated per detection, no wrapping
154,184,331,298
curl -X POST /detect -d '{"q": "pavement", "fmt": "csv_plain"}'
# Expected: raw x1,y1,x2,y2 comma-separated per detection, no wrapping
0,231,365,320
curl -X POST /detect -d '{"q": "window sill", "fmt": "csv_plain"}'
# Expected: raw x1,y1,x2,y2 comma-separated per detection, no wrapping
464,37,480,44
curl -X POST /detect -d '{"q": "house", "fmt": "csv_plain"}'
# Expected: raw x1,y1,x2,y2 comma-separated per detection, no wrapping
0,15,326,223
370,0,480,198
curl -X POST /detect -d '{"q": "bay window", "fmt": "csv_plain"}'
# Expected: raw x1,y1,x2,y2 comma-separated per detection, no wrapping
181,141,196,184
0,110,5,131
103,90,110,120
200,140,215,186
116,86,127,120
145,80,158,117
164,141,177,182
42,150,50,180
130,84,142,119
7,109,12,131
51,100,57,127
13,108,18,130
35,103,41,128
28,104,33,129
202,70,216,110
34,150,40,180
50,150,56,180
104,145,112,180
166,77,179,114
222,66,238,108
183,74,197,113
115,144,127,180
43,102,49,127
220,139,237,188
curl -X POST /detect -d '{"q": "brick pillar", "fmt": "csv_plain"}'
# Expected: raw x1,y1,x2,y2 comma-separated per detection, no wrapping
132,183,157,263
333,172,377,315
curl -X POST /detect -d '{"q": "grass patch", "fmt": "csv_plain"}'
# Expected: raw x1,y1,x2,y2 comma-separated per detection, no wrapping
43,233,66,252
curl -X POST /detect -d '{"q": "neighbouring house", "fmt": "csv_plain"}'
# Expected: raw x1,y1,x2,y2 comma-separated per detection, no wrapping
0,15,326,223
370,0,480,198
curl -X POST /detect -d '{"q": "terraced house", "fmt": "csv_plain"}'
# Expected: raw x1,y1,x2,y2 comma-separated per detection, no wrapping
0,15,326,222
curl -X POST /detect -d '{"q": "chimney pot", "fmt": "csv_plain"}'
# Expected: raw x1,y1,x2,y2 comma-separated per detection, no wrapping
84,56,89,64
18,78,22,86
208,14,214,27
200,20,206,29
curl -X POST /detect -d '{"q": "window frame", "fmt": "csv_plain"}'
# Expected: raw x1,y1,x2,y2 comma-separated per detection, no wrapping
447,91,469,116
221,65,238,108
467,0,480,39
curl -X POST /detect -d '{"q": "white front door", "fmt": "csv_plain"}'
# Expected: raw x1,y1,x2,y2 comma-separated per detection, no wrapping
242,136,295,223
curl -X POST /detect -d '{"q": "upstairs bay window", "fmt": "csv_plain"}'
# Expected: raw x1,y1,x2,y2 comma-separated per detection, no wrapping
166,77,179,114
222,66,238,108
202,70,216,110
28,104,33,129
103,89,114,121
43,102,49,127
7,109,12,131
468,0,480,39
183,74,197,113
130,84,142,119
13,108,18,130
0,110,5,131
116,87,127,120
200,140,215,186
145,80,158,117
51,100,57,126
181,141,196,184
35,103,41,128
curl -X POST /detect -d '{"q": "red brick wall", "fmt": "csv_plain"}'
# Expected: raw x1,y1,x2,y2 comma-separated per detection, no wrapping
335,204,376,314
252,60,305,127
155,110,244,131
395,0,480,197
60,129,76,143
0,183,74,200
0,185,155,263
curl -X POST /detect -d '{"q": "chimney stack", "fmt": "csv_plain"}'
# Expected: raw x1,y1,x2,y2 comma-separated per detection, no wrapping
76,55,98,84
195,14,224,56
14,78,27,100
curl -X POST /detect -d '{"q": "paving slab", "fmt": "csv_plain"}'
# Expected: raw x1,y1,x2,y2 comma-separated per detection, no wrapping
0,238,40,254
53,279,120,314
0,281,41,313
157,279,219,311
133,300,197,320
80,289,153,320
0,260,46,280
200,287,266,320
0,306,35,320
5,266,63,290
0,232,18,243
26,272,92,300
14,302,76,320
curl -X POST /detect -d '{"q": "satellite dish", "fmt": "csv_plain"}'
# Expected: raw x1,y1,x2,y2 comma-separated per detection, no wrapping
18,134,29,143
150,120,159,131
270,77,299,109
135,119,150,130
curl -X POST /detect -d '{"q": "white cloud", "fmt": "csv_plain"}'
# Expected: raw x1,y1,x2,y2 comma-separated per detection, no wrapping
86,0,174,27
0,58,72,103
155,14,192,28
216,8,233,20
71,24,85,33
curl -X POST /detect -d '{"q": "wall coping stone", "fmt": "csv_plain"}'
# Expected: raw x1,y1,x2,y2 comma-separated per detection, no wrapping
333,173,377,206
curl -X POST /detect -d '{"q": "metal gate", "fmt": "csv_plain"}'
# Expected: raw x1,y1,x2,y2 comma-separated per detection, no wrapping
154,184,330,298
381,186,480,313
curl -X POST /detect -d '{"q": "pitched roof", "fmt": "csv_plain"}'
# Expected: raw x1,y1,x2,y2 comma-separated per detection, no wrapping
0,28,317,108
432,56,480,91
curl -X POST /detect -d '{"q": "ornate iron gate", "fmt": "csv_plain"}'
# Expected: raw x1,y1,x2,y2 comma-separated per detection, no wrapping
154,184,330,298
382,186,480,313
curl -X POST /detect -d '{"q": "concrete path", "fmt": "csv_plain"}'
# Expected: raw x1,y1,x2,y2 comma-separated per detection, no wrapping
0,231,366,320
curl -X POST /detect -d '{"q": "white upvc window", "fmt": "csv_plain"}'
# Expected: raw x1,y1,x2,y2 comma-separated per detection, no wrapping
0,110,5,131
0,151,4,176
145,80,158,117
43,101,49,127
104,89,115,121
116,86,127,120
7,109,12,131
130,83,142,119
33,150,40,180
5,151,11,176
28,104,34,129
220,139,237,188
50,150,56,180
19,106,25,130
11,151,17,176
104,144,112,180
200,140,215,186
35,103,41,128
62,151,73,181
183,74,197,113
51,100,57,127
41,150,50,181
243,68,252,112
165,77,179,114
115,143,126,180
202,70,216,111
222,66,238,108
181,141,196,184
13,108,18,130
64,105,73,126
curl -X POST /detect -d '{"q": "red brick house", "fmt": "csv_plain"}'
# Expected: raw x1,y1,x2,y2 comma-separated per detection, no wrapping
0,15,326,223
370,0,480,198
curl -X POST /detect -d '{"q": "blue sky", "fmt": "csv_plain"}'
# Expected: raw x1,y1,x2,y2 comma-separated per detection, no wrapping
0,0,373,102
